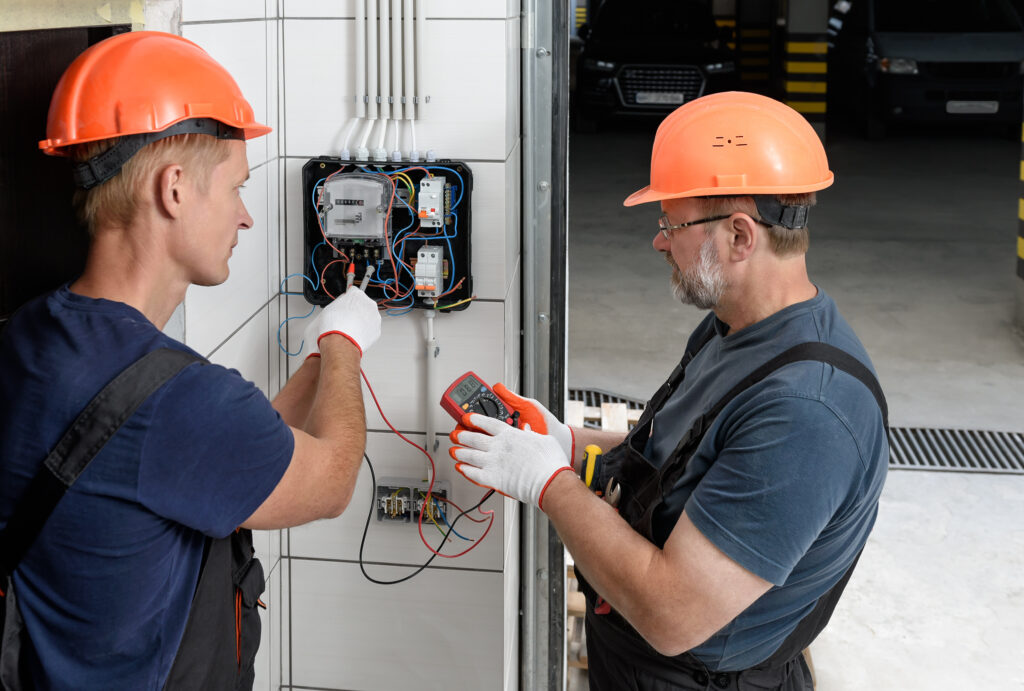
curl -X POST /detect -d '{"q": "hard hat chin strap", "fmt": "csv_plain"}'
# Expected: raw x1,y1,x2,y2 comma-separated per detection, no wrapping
72,118,244,190
752,195,810,230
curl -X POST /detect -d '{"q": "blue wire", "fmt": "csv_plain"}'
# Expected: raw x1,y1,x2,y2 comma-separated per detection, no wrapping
438,504,471,541
276,304,316,356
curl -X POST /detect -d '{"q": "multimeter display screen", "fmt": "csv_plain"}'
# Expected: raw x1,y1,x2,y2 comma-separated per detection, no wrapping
451,376,482,404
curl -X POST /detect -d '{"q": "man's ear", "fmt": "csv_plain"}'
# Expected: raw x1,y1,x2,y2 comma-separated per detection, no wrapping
725,213,758,262
157,163,186,220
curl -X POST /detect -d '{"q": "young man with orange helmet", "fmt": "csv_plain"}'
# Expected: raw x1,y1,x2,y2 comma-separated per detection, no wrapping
450,92,888,690
0,32,379,689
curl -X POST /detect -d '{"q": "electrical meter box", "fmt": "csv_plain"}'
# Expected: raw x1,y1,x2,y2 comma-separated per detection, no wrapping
301,158,474,311
321,174,390,242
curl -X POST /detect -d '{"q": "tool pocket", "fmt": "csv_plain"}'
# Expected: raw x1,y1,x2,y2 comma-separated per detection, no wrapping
231,530,265,691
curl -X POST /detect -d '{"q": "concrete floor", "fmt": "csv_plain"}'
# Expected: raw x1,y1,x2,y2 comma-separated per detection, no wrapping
566,121,1024,689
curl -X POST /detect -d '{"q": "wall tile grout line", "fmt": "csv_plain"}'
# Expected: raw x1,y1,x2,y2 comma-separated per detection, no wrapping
288,555,502,575
203,294,277,359
180,17,268,26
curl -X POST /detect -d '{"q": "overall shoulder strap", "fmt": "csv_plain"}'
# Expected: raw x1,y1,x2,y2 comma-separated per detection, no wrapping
646,322,719,414
0,348,205,581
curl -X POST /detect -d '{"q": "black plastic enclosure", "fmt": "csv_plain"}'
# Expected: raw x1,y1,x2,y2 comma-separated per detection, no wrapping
301,157,474,311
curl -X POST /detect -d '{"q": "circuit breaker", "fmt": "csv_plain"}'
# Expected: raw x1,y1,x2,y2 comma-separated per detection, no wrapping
301,158,473,311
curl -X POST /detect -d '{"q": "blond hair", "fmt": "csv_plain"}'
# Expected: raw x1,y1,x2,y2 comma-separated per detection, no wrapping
70,133,233,235
696,193,816,257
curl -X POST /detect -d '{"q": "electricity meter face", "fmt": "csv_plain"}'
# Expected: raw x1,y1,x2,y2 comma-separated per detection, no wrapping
322,174,391,242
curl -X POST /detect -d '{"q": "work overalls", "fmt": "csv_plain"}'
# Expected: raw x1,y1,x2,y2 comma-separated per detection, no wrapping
0,349,265,691
576,332,888,691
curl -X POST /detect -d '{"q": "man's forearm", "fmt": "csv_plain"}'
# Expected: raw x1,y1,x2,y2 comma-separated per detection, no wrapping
271,357,320,428
306,335,366,456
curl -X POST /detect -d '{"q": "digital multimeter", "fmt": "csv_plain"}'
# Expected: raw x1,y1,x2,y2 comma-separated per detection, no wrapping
440,371,513,424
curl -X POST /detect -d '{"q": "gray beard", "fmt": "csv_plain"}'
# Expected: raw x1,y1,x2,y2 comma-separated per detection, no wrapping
668,236,726,309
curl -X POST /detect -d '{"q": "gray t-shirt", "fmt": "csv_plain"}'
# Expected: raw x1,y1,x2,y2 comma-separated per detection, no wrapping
644,289,888,671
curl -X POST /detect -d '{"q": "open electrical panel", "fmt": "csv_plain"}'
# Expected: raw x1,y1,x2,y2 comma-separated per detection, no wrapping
301,158,474,312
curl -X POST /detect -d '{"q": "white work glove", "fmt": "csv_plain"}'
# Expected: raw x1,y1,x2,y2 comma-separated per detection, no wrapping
301,308,322,360
449,413,574,511
491,383,576,467
317,287,382,356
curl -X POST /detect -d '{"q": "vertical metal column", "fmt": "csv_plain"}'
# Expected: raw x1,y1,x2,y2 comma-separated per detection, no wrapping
521,0,570,688
784,0,829,139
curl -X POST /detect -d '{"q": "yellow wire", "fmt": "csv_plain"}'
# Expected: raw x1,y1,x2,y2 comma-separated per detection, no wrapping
391,172,416,204
435,295,477,311
419,492,447,538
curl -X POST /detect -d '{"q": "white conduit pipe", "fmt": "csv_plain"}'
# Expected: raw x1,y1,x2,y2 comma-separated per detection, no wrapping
414,0,424,121
374,0,390,159
345,0,368,158
358,0,379,158
424,308,438,479
403,0,418,159
391,0,403,159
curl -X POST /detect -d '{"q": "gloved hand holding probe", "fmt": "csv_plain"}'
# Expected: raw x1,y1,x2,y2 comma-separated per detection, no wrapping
449,414,574,511
314,286,382,356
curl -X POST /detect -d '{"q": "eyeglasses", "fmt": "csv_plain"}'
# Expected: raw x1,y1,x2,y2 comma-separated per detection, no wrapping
657,214,731,240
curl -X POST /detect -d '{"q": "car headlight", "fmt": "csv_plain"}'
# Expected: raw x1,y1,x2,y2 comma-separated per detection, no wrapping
582,59,617,72
703,61,736,74
878,57,918,75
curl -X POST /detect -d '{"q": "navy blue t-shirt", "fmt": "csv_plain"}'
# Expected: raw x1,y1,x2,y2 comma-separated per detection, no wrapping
0,286,294,689
643,290,888,671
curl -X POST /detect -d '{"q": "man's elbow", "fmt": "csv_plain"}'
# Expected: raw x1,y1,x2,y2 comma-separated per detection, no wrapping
633,609,710,658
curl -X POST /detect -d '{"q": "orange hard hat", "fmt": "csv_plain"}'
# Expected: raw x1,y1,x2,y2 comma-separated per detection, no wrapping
624,91,833,207
39,31,270,187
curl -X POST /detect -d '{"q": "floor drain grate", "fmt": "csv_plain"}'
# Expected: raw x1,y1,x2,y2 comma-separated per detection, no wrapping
888,427,1024,475
569,388,1024,475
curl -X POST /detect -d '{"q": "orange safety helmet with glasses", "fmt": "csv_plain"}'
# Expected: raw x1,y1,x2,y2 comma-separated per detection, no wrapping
39,30,270,189
624,91,833,230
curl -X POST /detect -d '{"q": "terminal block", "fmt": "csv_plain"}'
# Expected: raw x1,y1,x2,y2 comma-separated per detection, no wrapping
376,477,451,524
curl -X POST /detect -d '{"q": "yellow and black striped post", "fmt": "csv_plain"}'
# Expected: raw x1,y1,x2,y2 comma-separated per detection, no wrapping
575,3,586,30
1017,128,1024,329
737,23,772,87
784,33,827,135
715,15,737,52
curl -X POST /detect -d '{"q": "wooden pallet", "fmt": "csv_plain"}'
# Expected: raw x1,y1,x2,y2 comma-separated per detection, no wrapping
564,400,642,432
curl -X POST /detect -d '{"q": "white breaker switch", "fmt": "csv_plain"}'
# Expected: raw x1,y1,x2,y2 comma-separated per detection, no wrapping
417,176,446,228
415,246,444,298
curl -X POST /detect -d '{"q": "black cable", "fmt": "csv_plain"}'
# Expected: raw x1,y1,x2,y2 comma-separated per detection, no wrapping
358,452,494,585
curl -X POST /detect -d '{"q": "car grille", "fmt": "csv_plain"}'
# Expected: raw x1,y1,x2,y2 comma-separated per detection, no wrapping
922,61,1019,79
616,64,705,107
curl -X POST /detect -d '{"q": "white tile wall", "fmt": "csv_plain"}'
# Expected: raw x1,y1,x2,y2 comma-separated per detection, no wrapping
182,21,273,169
288,431,504,570
290,559,504,690
178,1,523,685
184,163,273,357
283,18,517,161
283,0,516,19
182,0,266,22
208,304,272,393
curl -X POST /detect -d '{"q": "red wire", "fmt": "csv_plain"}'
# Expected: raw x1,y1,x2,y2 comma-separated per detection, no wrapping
360,369,494,558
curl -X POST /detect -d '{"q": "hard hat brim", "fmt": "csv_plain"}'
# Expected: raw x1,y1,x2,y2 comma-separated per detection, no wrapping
623,173,835,207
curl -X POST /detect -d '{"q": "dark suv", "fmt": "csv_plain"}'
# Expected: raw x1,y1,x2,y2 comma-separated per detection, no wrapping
573,0,736,129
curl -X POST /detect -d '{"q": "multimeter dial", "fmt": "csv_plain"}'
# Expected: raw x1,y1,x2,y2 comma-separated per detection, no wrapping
441,372,513,424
